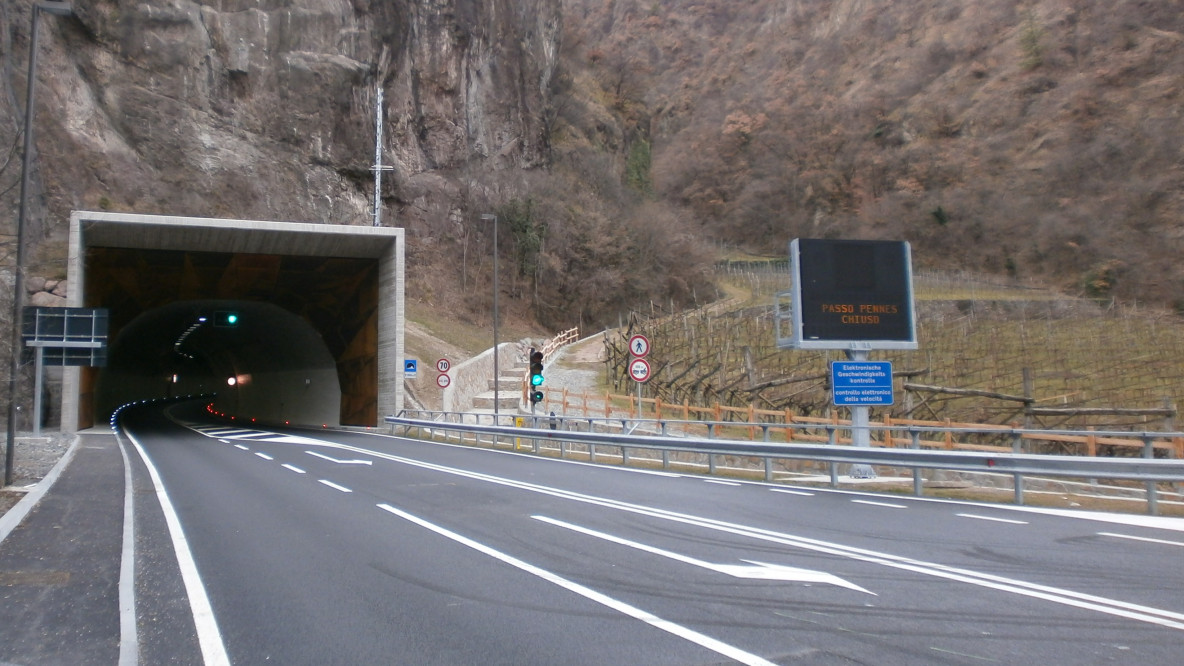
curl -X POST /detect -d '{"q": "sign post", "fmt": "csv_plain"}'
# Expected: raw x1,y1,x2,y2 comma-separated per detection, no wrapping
777,239,917,480
628,336,651,420
22,307,108,435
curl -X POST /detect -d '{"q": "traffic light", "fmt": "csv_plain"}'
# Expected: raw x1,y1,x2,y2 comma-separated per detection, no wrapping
214,311,239,327
529,349,544,387
530,389,544,404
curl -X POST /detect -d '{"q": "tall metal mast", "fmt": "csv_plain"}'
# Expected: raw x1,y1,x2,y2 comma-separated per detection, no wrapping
371,86,394,227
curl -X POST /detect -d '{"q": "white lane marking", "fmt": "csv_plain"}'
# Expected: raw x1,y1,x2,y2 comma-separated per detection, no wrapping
306,450,373,465
115,436,138,666
769,488,815,497
234,444,249,451
1099,532,1184,548
166,424,1184,631
318,480,353,493
377,504,777,666
122,431,230,665
282,464,307,474
703,479,741,487
302,440,1184,632
254,452,274,461
533,515,873,594
852,499,908,509
957,514,1028,525
218,439,230,444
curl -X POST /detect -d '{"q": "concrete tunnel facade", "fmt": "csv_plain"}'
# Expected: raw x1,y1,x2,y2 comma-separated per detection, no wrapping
60,211,405,432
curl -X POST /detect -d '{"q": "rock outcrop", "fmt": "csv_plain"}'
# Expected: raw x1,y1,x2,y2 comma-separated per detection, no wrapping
1,0,561,249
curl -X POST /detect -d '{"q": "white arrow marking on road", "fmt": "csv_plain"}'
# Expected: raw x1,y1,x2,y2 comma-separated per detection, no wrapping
305,450,373,465
533,515,874,594
379,504,777,666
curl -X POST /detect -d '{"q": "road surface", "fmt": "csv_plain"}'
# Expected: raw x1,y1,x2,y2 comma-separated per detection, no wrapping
121,401,1184,664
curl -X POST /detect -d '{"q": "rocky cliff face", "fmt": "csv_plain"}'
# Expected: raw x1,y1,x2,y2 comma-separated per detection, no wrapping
1,0,561,246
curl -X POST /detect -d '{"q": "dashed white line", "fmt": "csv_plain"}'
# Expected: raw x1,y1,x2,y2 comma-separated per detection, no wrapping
957,513,1028,525
318,479,353,493
254,452,274,461
769,488,815,497
233,444,249,451
1099,532,1184,548
703,480,741,486
852,499,908,509
282,464,306,474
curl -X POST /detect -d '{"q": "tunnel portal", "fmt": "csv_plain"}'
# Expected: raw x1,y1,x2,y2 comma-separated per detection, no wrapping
62,212,405,431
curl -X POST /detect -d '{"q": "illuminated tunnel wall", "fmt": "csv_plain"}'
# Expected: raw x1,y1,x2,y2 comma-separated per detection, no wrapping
61,212,405,431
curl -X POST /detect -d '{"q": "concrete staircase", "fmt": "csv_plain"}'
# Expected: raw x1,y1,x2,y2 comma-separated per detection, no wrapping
471,368,525,418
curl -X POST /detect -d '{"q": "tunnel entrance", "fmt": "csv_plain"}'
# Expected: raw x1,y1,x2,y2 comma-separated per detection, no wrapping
62,212,405,431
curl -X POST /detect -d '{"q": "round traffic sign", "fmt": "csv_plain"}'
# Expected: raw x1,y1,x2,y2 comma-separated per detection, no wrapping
628,334,650,357
436,373,451,389
436,358,451,373
628,357,651,382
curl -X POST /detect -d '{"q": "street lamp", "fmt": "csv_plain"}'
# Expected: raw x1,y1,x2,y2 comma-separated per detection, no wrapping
4,1,72,487
480,214,499,422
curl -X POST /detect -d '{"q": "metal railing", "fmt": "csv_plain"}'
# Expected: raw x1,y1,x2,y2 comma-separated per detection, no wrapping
384,410,1184,516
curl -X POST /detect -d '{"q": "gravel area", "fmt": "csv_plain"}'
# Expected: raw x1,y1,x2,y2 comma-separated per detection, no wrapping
0,433,75,516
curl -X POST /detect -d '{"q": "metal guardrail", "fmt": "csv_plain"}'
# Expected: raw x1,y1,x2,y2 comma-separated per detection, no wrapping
384,411,1184,516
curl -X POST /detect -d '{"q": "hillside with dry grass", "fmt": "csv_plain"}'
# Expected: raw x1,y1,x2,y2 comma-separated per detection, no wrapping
558,0,1184,309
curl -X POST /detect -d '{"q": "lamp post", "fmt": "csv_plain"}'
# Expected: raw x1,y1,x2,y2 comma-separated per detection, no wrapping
480,214,498,423
4,1,72,487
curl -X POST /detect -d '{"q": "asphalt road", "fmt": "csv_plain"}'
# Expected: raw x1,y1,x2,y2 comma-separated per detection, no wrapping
121,401,1184,665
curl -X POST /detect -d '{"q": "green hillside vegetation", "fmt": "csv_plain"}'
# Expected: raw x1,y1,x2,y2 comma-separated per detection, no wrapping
607,265,1184,433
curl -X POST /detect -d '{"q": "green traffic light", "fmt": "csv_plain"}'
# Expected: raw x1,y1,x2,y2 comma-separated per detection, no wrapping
531,373,544,386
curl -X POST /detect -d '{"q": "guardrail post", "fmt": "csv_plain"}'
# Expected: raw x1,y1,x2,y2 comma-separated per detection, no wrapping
827,425,838,488
660,421,670,469
589,420,597,463
707,422,717,474
910,429,922,496
1012,430,1025,505
763,425,773,482
1144,434,1159,516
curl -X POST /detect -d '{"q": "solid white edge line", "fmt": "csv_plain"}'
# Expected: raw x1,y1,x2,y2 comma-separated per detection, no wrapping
957,513,1029,525
376,503,777,666
318,479,353,493
115,434,139,666
123,429,230,666
1099,532,1184,548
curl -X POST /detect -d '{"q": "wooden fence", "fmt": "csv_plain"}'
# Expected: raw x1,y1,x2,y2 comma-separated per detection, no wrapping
538,387,1184,459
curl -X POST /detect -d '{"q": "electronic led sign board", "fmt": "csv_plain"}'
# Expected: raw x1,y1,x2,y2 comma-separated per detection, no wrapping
782,239,917,350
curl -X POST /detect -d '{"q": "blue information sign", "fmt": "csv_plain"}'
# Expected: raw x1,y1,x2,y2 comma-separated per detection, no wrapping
831,361,893,406
405,359,418,376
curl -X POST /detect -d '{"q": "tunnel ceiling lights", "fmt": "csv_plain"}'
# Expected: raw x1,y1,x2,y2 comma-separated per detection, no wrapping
173,317,209,359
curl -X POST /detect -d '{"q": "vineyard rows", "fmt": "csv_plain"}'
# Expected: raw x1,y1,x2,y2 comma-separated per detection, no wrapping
605,266,1184,432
